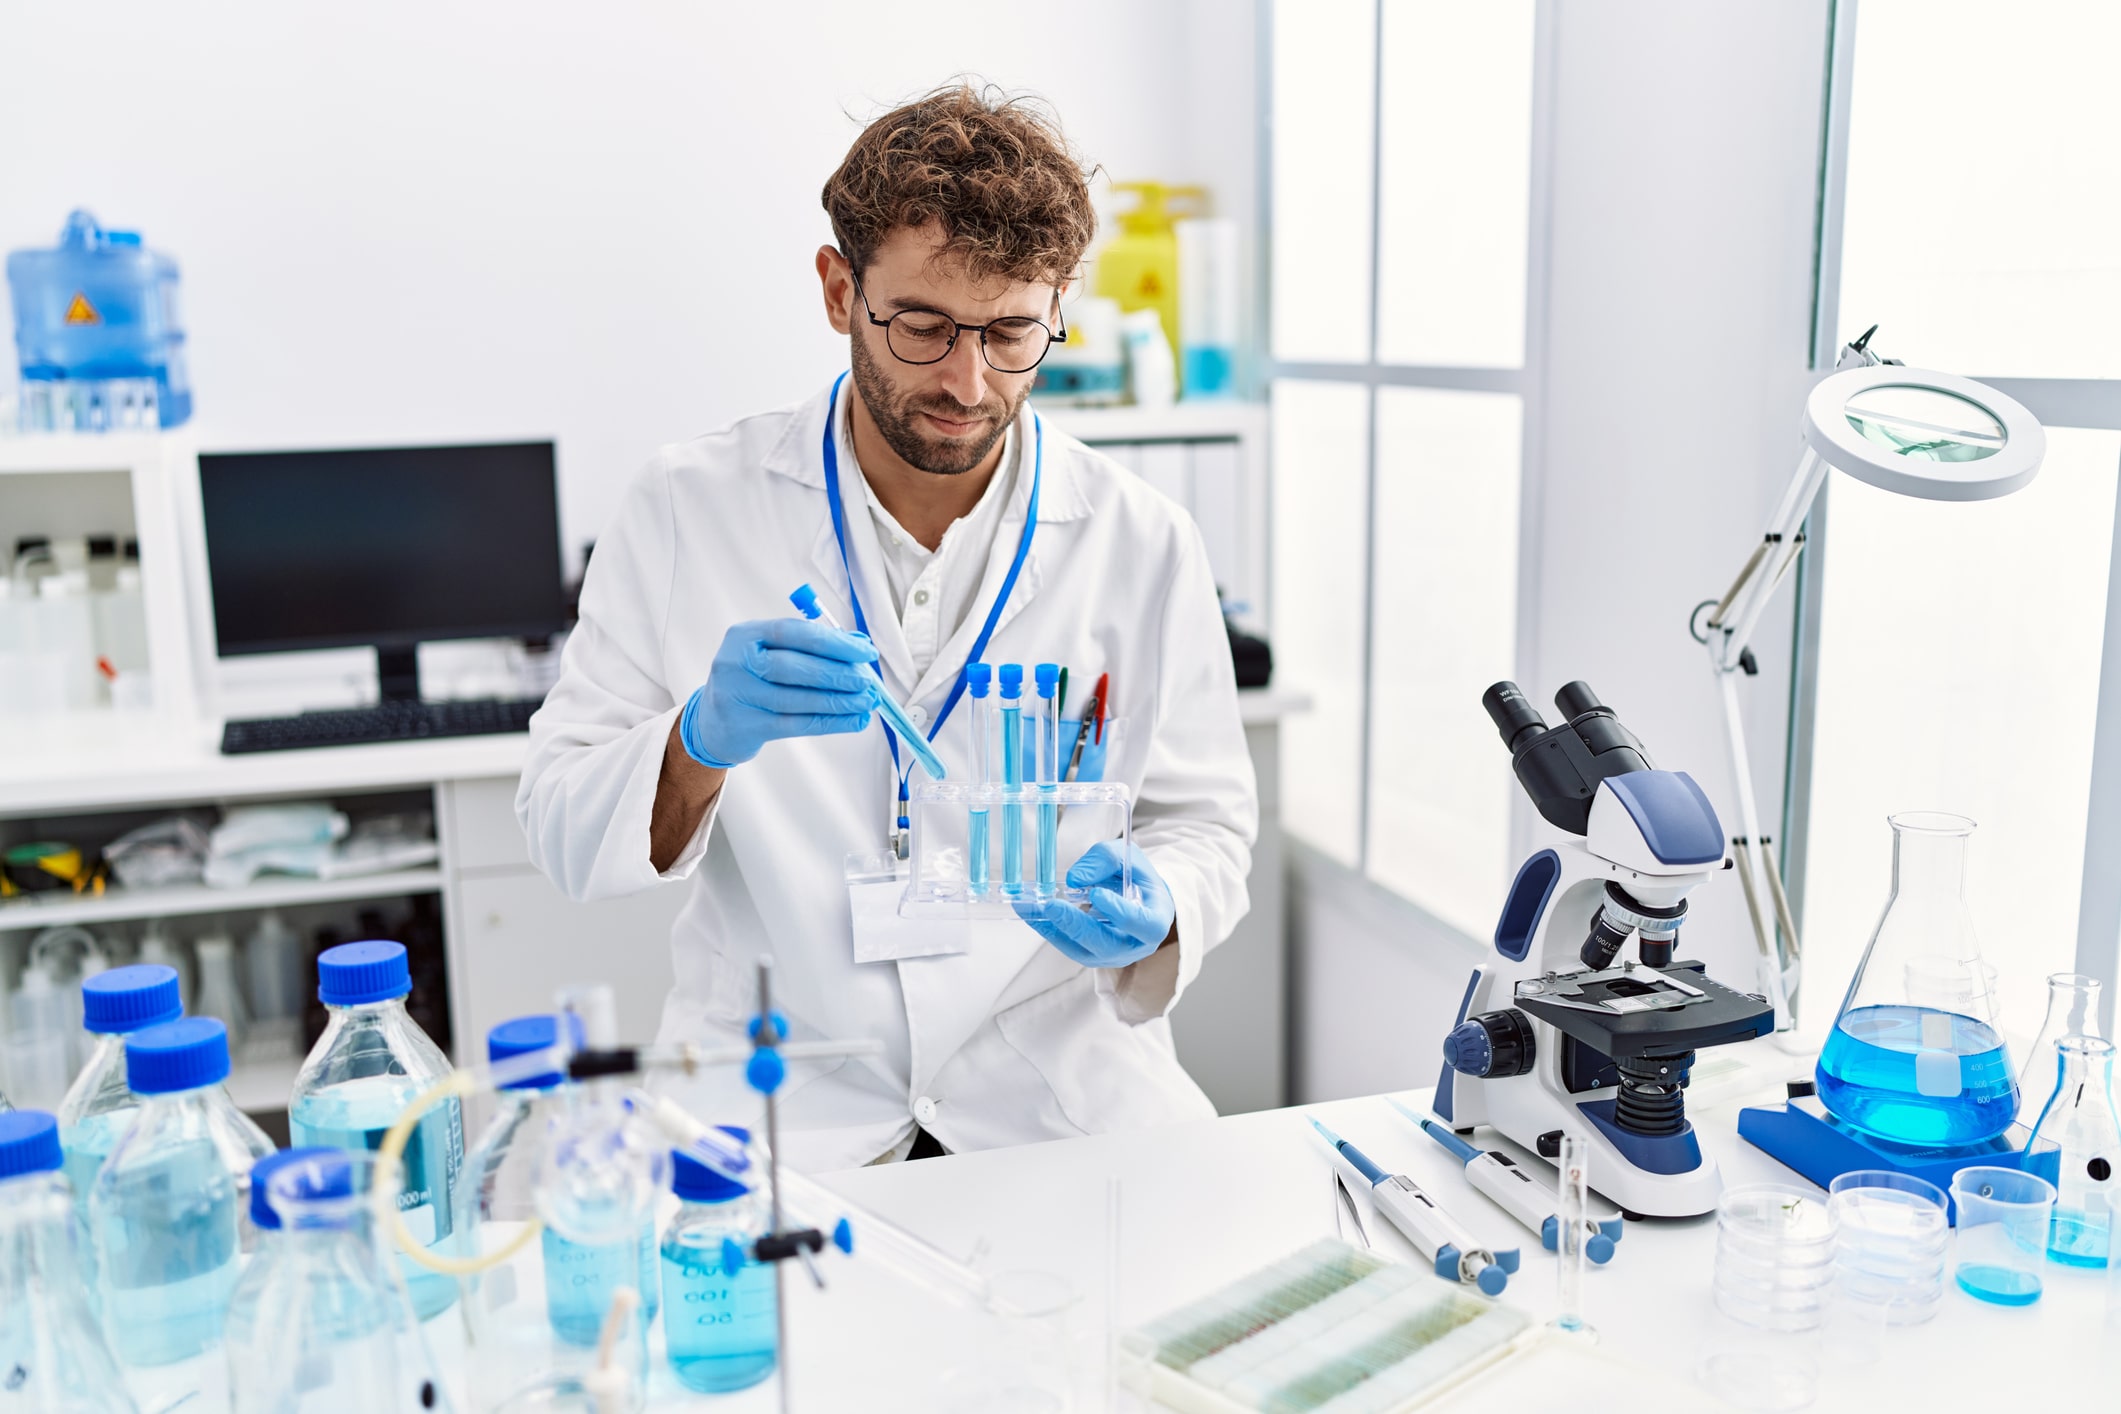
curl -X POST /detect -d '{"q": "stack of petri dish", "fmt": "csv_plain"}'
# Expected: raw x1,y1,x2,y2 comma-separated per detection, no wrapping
1826,1170,1949,1324
1714,1183,1840,1331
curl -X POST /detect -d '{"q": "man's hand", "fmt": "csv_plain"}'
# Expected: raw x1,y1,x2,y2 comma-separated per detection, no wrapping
679,617,877,768
1015,842,1175,968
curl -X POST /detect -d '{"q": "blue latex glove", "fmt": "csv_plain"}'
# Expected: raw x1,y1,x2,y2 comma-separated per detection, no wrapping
1015,841,1175,968
679,618,877,768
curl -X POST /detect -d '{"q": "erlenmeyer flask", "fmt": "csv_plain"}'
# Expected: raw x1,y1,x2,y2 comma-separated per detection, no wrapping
1815,813,2018,1146
2023,1034,2121,1267
2018,973,2103,1114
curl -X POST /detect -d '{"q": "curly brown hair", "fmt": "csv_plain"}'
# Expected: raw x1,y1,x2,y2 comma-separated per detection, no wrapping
823,82,1097,288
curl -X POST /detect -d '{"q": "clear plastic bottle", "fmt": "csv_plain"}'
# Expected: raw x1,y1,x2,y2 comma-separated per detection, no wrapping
136,924,193,1016
2024,1033,2121,1266
1815,812,2018,1146
191,934,249,1055
0,1110,138,1413
289,940,464,1321
461,1014,653,1411
57,963,183,1212
2018,972,2103,1116
226,1148,448,1413
5,957,76,1111
90,1017,275,1367
660,1135,776,1394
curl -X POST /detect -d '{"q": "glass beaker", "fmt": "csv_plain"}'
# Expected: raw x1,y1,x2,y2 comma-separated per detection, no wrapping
1815,812,2018,1146
2022,1034,2121,1266
1950,1166,2053,1306
2018,973,2102,1115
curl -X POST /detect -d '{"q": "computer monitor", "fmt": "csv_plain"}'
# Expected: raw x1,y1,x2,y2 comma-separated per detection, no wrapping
198,441,567,701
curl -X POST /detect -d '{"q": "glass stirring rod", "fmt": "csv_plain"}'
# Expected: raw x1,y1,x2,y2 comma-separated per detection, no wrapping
789,584,946,780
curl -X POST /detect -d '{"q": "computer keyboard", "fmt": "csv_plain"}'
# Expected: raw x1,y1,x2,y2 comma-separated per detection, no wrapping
220,697,545,754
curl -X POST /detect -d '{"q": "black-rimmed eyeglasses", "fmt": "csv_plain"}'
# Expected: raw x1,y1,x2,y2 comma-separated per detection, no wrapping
853,274,1067,375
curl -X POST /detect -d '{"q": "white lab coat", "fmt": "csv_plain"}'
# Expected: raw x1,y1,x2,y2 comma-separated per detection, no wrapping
517,380,1258,1172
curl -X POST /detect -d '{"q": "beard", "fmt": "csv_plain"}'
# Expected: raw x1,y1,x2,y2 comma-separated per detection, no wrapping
849,333,1026,476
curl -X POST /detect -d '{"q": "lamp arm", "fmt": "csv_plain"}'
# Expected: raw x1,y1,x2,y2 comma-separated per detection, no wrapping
1706,447,1829,671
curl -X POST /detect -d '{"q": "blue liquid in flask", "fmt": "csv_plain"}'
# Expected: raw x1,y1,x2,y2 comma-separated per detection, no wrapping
542,1222,660,1346
661,1230,777,1393
1815,1004,2019,1147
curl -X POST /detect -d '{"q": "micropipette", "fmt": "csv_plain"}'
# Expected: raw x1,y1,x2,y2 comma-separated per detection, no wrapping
1306,1116,1514,1294
788,584,946,781
1395,1100,1620,1263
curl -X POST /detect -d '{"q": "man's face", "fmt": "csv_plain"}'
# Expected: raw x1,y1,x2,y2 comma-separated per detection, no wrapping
826,225,1058,476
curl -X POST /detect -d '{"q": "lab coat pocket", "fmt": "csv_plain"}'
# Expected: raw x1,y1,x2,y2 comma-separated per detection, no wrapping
1042,715,1126,783
849,877,972,962
993,972,1215,1134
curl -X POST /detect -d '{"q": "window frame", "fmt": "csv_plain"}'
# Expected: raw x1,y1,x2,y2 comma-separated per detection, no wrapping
1261,0,1558,929
1790,0,2121,1031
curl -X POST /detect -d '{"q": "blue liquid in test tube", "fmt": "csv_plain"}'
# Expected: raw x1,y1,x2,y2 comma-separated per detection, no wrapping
999,664,1024,897
1034,663,1060,897
966,663,994,897
788,585,946,781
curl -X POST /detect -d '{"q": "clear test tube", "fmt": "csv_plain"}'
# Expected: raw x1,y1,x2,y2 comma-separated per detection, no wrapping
966,663,994,897
999,665,1025,897
1555,1133,1595,1339
1034,664,1061,897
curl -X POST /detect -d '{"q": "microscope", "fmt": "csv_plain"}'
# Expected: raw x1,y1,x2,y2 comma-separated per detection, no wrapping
1433,681,1775,1218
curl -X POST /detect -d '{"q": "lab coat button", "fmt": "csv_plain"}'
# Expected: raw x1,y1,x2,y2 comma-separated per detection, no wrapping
908,704,927,726
913,588,930,606
912,1096,939,1125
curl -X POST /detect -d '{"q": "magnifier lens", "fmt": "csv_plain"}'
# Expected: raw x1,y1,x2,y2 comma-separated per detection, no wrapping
1844,385,2005,463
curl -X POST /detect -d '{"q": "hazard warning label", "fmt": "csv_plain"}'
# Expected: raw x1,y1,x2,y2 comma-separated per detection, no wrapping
65,292,101,325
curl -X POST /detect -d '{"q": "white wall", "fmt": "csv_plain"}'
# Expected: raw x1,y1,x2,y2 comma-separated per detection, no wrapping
1292,0,1836,1102
0,1,1245,572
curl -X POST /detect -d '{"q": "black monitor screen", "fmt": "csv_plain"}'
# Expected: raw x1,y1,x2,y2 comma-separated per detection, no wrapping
199,442,567,655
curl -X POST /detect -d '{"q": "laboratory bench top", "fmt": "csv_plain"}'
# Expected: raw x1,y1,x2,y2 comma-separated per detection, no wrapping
0,688,1309,817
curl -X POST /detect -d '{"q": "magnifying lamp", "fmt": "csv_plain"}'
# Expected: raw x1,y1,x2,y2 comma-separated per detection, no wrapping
1691,329,2046,1033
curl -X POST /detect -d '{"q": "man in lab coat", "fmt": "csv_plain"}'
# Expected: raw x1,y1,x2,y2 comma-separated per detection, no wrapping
518,84,1257,1171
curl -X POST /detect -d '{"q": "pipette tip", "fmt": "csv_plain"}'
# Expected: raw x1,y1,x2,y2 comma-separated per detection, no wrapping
1306,1115,1343,1147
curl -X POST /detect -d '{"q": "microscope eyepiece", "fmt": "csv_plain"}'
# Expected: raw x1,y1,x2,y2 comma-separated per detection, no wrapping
1554,681,1604,720
1482,681,1547,753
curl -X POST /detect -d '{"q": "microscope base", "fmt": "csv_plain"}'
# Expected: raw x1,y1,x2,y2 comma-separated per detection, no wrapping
1738,1096,2057,1212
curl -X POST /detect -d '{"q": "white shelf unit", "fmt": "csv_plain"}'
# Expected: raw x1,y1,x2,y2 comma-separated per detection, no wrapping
0,867,444,932
1039,401,1270,631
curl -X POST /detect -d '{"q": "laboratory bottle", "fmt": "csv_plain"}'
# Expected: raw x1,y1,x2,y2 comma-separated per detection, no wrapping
225,1148,447,1414
2018,972,2103,1117
136,924,193,1016
5,957,75,1111
31,569,98,709
90,1017,275,1367
966,662,995,897
192,933,249,1054
57,963,183,1212
289,940,464,1321
460,1014,652,1412
245,910,305,1021
1176,216,1240,399
661,1134,777,1394
1815,812,2018,1147
0,1110,138,1413
2023,1034,2121,1266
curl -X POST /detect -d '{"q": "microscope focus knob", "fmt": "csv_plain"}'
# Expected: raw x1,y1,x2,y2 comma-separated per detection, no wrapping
1443,1009,1536,1079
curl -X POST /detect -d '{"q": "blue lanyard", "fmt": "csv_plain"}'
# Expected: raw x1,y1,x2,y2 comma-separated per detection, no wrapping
818,371,1042,841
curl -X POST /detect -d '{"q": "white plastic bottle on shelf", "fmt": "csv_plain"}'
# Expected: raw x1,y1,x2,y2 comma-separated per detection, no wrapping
241,912,304,1064
135,925,192,1017
90,540,150,710
6,963,75,1111
33,570,98,710
192,935,248,1056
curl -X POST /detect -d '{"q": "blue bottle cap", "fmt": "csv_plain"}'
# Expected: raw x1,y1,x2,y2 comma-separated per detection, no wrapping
250,1147,350,1231
965,662,992,698
998,664,1024,700
125,1016,231,1095
316,940,410,1007
671,1126,752,1202
0,1110,63,1179
789,583,822,619
487,1012,588,1091
82,964,182,1034
1035,663,1059,697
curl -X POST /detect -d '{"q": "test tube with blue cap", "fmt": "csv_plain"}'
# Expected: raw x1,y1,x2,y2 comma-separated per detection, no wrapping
788,585,945,782
1034,663,1061,897
998,665,1024,896
966,663,994,897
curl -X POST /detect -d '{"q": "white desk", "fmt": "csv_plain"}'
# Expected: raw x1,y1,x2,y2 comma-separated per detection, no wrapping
688,1052,2115,1413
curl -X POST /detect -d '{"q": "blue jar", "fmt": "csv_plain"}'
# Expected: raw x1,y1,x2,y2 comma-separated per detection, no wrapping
6,209,190,429
660,1133,776,1393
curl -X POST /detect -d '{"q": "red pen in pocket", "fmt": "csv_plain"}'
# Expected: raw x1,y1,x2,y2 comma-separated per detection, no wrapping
1062,673,1109,782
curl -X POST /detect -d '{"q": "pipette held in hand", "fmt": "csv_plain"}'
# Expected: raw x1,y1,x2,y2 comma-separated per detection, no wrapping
1398,1100,1620,1263
1307,1117,1513,1294
789,584,946,780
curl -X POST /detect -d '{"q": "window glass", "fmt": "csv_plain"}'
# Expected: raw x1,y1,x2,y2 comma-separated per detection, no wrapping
1375,0,1534,369
1365,387,1522,932
1799,429,2118,1043
1272,378,1372,864
1838,0,2121,378
1270,0,1376,363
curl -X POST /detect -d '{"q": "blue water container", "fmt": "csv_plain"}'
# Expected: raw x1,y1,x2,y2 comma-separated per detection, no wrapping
7,209,191,428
